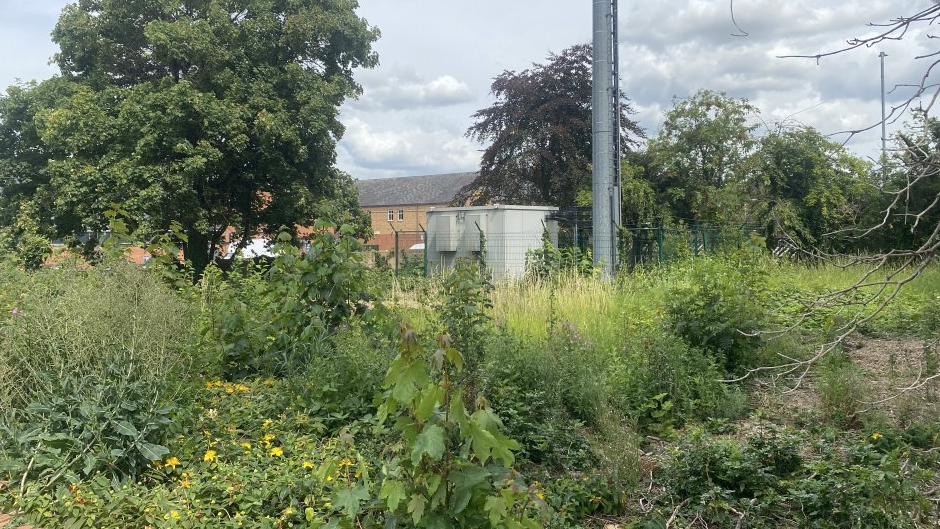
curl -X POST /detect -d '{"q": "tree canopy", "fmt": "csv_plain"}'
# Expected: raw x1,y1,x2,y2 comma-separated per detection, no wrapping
0,0,378,272
463,44,644,207
624,89,877,254
644,89,758,225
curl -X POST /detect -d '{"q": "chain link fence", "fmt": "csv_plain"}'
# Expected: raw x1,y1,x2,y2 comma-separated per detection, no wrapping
361,224,780,279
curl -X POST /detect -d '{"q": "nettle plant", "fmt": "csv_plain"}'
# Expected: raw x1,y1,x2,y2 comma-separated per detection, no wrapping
377,324,544,529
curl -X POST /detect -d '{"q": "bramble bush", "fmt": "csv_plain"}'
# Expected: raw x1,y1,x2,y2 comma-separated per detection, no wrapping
664,249,769,374
639,424,938,529
610,328,749,437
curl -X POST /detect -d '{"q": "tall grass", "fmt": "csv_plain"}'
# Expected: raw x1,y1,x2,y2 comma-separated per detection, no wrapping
0,260,195,411
492,259,940,349
491,271,667,356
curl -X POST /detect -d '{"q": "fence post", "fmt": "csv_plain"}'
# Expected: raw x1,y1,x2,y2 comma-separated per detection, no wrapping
657,226,664,264
394,230,399,277
423,229,428,278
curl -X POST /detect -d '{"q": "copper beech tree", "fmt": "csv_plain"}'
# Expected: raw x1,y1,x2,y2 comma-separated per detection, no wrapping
463,44,645,207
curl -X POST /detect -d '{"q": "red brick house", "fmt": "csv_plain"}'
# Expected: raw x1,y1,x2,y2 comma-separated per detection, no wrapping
356,172,477,252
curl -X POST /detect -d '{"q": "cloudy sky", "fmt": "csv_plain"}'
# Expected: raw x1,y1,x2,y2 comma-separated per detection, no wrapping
0,0,934,179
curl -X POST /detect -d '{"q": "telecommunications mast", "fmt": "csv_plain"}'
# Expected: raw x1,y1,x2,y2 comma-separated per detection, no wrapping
592,0,621,275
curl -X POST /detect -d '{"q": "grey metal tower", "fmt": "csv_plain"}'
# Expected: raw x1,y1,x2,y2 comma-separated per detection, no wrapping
592,0,621,275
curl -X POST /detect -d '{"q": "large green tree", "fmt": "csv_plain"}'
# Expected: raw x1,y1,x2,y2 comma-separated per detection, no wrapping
745,126,875,250
463,44,644,207
645,89,758,224
0,0,378,272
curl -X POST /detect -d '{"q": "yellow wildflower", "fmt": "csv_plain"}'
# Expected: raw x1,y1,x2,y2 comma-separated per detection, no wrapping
536,491,546,500
181,479,191,489
871,432,883,441
270,447,284,457
302,461,314,470
225,386,235,394
234,383,249,392
165,457,180,469
204,450,217,463
263,419,274,429
263,433,276,441
339,457,354,468
240,443,252,451
152,460,163,469
170,510,180,519
326,475,333,482
263,378,276,387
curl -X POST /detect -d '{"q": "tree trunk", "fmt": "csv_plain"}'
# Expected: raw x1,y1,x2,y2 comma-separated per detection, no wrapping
185,228,211,278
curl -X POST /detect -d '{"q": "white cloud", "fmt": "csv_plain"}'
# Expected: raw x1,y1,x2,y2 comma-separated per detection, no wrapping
354,64,475,111
3,0,939,178
338,117,479,178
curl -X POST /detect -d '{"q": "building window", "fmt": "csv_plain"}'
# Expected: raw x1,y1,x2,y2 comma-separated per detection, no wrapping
387,209,394,221
398,209,404,221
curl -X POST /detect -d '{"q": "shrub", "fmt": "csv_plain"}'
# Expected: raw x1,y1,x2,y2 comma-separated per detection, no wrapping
0,261,194,484
816,351,869,428
376,325,544,528
525,230,595,281
663,250,769,373
646,426,936,529
487,381,595,471
484,322,611,429
200,221,370,378
292,319,396,429
4,377,378,529
435,263,494,398
611,328,748,436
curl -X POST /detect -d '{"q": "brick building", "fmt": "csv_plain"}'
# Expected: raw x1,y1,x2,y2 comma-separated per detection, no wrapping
356,172,477,251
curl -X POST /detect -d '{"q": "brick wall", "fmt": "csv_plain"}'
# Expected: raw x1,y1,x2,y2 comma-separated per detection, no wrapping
364,203,445,251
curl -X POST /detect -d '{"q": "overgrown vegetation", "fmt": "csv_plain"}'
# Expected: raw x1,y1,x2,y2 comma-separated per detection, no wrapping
2,225,940,528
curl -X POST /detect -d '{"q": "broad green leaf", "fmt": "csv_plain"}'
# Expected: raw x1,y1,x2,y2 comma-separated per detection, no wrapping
445,347,464,371
137,442,169,461
416,385,443,422
82,454,96,476
426,473,442,497
380,479,407,511
114,420,139,437
450,466,491,514
408,493,427,525
469,422,496,464
411,424,446,466
484,495,507,527
333,485,370,518
450,391,470,431
391,360,431,403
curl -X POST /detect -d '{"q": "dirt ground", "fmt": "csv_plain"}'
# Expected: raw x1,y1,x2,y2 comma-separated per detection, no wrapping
0,513,34,529
747,336,940,423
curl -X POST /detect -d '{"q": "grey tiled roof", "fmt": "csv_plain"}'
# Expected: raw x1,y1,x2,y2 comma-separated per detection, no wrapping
355,172,478,207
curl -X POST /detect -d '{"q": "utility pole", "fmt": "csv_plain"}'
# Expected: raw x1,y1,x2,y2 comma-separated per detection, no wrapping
879,51,888,181
592,0,621,276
